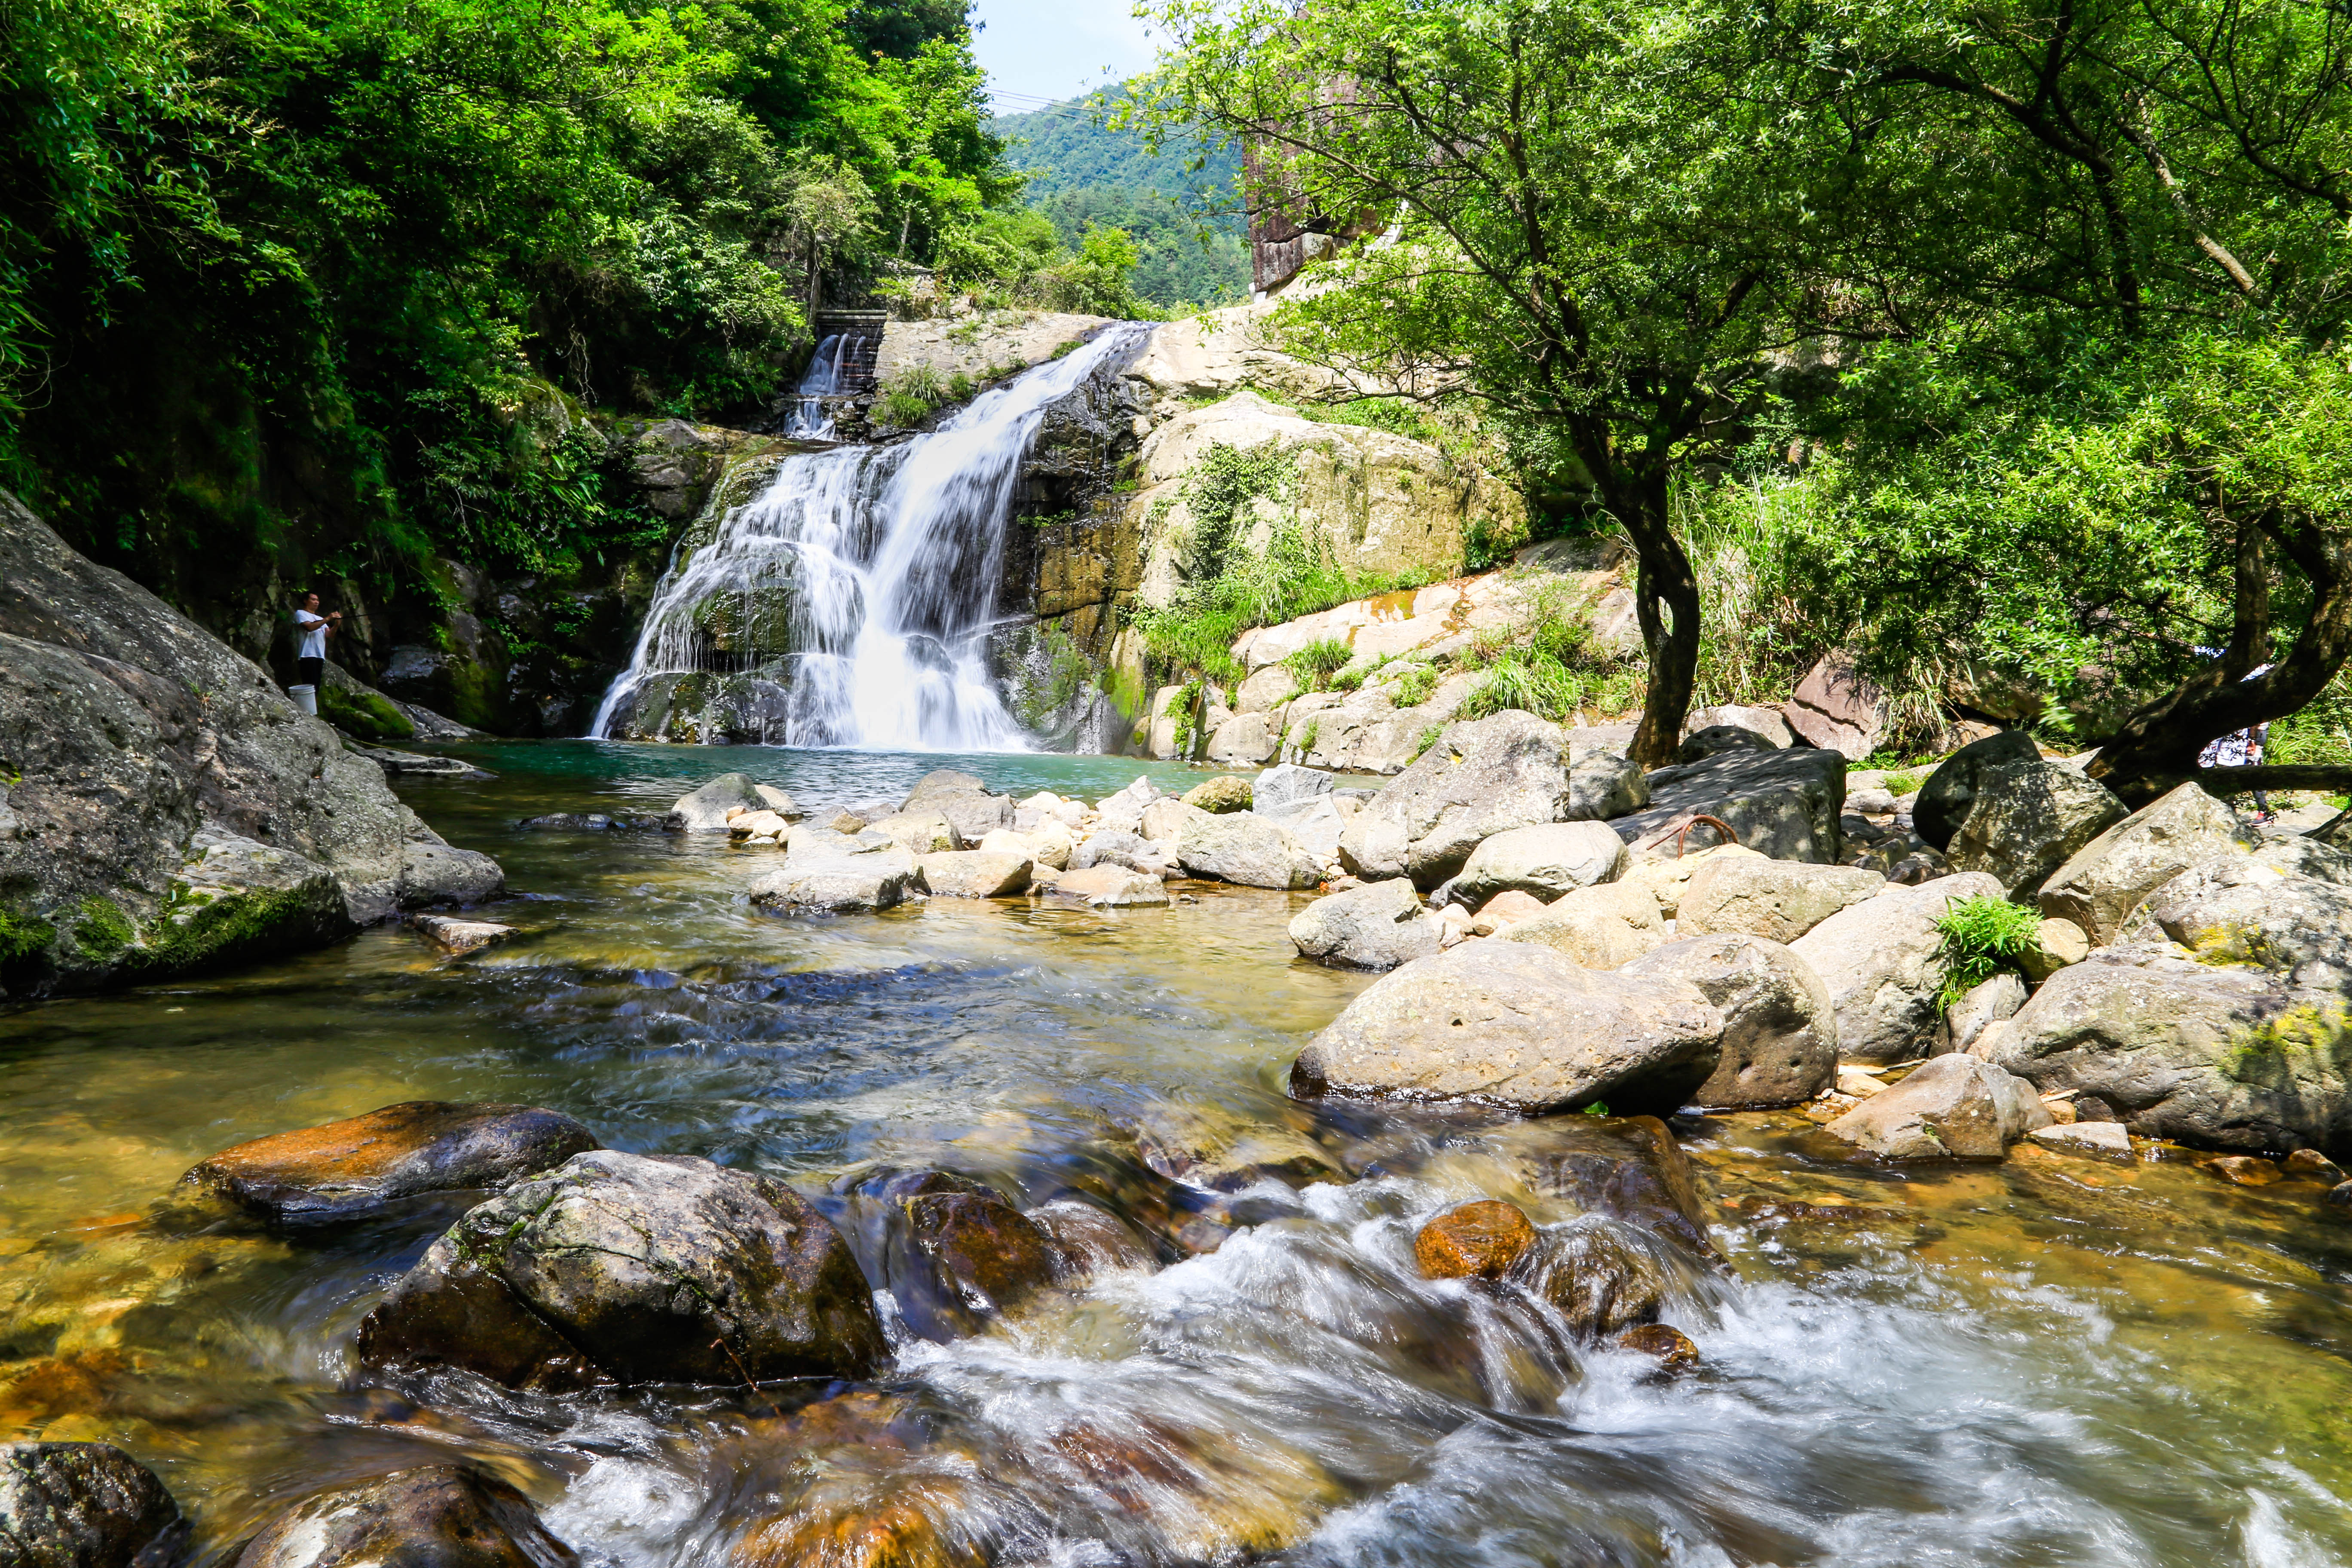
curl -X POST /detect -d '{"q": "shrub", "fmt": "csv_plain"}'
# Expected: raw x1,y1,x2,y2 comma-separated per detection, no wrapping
1932,895,2045,1009
1329,664,1367,692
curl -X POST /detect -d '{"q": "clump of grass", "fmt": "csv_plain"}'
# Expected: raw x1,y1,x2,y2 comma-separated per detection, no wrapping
1390,664,1439,707
876,364,945,426
1883,769,1925,796
1283,637,1354,691
1932,895,2044,1009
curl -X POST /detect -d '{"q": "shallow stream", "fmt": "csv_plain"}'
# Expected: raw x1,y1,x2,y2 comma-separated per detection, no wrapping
6,741,2352,1567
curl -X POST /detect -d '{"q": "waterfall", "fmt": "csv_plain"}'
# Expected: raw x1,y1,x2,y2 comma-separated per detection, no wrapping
590,323,1148,750
783,332,860,439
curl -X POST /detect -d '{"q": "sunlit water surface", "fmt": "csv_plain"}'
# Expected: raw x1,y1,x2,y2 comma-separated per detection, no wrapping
4,740,2352,1567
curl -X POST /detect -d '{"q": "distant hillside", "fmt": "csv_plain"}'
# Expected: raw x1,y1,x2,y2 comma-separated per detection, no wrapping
991,96,1250,310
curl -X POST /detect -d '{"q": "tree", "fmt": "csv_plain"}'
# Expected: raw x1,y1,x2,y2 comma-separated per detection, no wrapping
1131,0,1815,765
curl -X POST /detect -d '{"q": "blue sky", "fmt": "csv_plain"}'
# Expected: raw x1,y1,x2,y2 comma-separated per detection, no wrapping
969,0,1162,110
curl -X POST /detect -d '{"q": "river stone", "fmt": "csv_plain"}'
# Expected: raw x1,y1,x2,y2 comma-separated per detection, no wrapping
0,1443,183,1568
180,1102,600,1225
1913,730,2043,851
1618,1322,1701,1374
1337,812,1411,882
892,1189,1060,1341
2027,1121,2136,1161
1290,941,1721,1114
358,1149,885,1388
1254,763,1333,811
1181,776,1254,813
1071,829,1160,874
1486,1115,1714,1253
1943,972,2026,1055
2120,843,2352,973
1621,934,1837,1109
1049,866,1170,906
1566,746,1649,821
1347,710,1575,888
1617,844,1761,920
1176,812,1319,890
1497,882,1667,970
1265,795,1351,870
1676,725,1774,763
726,809,791,843
2021,916,2092,980
1414,1200,1536,1280
1508,1220,1672,1336
1946,761,2128,894
1788,873,2006,1061
1288,879,1442,970
1608,748,1845,864
667,772,768,832
748,844,919,913
1092,777,1162,833
1472,888,1550,936
901,769,986,808
914,851,1032,898
2035,781,2251,943
0,493,509,997
1452,821,1629,906
1686,703,1797,749
1822,1053,2053,1159
863,810,957,855
413,915,514,956
1024,1200,1160,1281
232,1467,574,1568
1675,857,1885,943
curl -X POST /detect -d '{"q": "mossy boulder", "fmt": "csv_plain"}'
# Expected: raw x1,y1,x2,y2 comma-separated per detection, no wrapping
1180,775,1253,813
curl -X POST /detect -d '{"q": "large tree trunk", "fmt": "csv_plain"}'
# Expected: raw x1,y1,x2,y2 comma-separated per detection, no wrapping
1615,474,1701,769
2091,520,2352,805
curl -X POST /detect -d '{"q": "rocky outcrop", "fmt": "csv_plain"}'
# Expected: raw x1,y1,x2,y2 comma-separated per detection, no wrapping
1788,873,2007,1060
180,1102,600,1225
358,1149,885,1388
1944,761,2128,893
232,1467,575,1568
2121,837,2352,969
1622,935,1838,1109
2036,781,2249,943
1290,942,1720,1113
0,490,505,999
1608,747,1845,863
1288,879,1442,970
1822,1054,2052,1159
0,1443,183,1568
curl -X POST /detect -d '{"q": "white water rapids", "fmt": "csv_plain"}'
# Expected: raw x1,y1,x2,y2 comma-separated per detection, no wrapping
591,325,1149,750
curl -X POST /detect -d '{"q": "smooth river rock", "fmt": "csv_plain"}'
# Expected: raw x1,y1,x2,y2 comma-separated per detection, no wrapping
1622,934,1838,1109
0,1443,183,1568
1176,812,1320,890
1945,760,2128,894
1789,872,2006,1061
232,1467,574,1568
1674,856,1885,944
180,1101,600,1225
748,842,921,913
1049,866,1171,906
1451,821,1629,906
1822,1054,2053,1159
1608,747,1846,863
666,772,770,832
1290,942,1720,1114
1342,710,1580,888
1414,1200,1536,1280
1288,878,1442,970
914,850,1033,898
358,1149,886,1389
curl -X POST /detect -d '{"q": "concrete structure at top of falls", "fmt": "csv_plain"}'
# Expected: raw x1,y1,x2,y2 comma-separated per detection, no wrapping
591,324,1155,750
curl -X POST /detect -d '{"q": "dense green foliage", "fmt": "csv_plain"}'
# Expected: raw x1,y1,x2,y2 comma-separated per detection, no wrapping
1933,896,2047,1009
0,0,1014,606
992,96,1247,309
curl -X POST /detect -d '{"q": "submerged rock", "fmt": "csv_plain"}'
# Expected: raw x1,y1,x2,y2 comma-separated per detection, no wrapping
232,1466,574,1568
412,915,514,956
0,1442,183,1568
1617,1322,1700,1373
1288,879,1441,971
1291,942,1720,1115
1413,1200,1536,1280
895,1189,1060,1340
1509,1221,1672,1336
1622,934,1837,1109
181,1101,600,1225
1025,1200,1159,1282
1821,1054,2052,1160
358,1149,885,1388
1497,1115,1715,1254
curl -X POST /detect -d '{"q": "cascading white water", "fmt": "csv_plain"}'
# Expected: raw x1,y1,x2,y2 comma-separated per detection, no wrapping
784,332,857,439
590,323,1148,750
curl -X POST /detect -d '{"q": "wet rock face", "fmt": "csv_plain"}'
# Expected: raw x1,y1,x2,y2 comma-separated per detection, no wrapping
1414,1200,1537,1280
233,1466,574,1568
0,491,506,998
1617,1322,1700,1373
358,1150,886,1389
1509,1222,1672,1336
897,1191,1060,1340
180,1102,601,1225
1499,1115,1715,1255
0,1443,183,1568
1292,943,1721,1116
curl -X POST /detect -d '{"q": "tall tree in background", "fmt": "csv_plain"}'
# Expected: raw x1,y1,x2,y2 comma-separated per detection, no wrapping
1132,0,1811,766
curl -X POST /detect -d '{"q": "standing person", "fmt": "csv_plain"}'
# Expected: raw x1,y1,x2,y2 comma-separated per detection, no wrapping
289,592,340,713
2198,656,2275,823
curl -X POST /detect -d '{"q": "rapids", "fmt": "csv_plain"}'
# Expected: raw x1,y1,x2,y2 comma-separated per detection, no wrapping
5,742,2352,1568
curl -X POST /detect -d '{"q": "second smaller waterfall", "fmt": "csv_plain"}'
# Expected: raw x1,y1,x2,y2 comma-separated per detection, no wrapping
591,323,1148,750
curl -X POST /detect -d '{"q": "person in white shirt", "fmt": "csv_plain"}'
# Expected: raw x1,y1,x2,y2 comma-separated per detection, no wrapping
291,591,340,692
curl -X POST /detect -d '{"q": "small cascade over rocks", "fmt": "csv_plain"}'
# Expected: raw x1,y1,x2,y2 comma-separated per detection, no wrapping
592,323,1152,749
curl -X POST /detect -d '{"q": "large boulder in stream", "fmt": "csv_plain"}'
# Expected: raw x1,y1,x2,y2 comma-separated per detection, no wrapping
1608,747,1846,863
665,772,794,832
1336,711,1586,888
1789,873,2006,1061
1175,812,1320,889
1621,934,1838,1109
1290,941,1721,1114
0,490,506,999
748,834,921,913
2035,781,2250,943
1821,1054,2052,1160
1911,729,2043,851
0,1442,184,1568
232,1467,574,1568
178,1102,601,1225
357,1149,886,1389
1288,878,1442,970
1944,761,2128,894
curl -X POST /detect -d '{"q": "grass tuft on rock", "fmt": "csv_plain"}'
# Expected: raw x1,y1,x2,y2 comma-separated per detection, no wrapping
1932,894,2045,1009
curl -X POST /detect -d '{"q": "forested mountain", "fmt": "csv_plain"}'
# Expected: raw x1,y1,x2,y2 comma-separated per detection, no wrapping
991,97,1250,309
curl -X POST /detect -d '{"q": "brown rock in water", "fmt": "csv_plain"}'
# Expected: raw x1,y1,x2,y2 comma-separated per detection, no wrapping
0,1442,184,1568
2283,1148,2345,1183
899,1191,1058,1339
738,1489,983,1568
2325,1180,2352,1214
1617,1322,1700,1374
413,916,515,955
1503,1114,1714,1255
358,1150,885,1388
1508,1223,1671,1336
1025,1200,1159,1282
2204,1155,2282,1187
1413,1200,1536,1280
233,1466,573,1568
181,1102,600,1225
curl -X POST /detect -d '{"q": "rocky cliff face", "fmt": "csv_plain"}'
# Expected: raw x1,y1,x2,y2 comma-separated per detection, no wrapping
0,490,503,998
